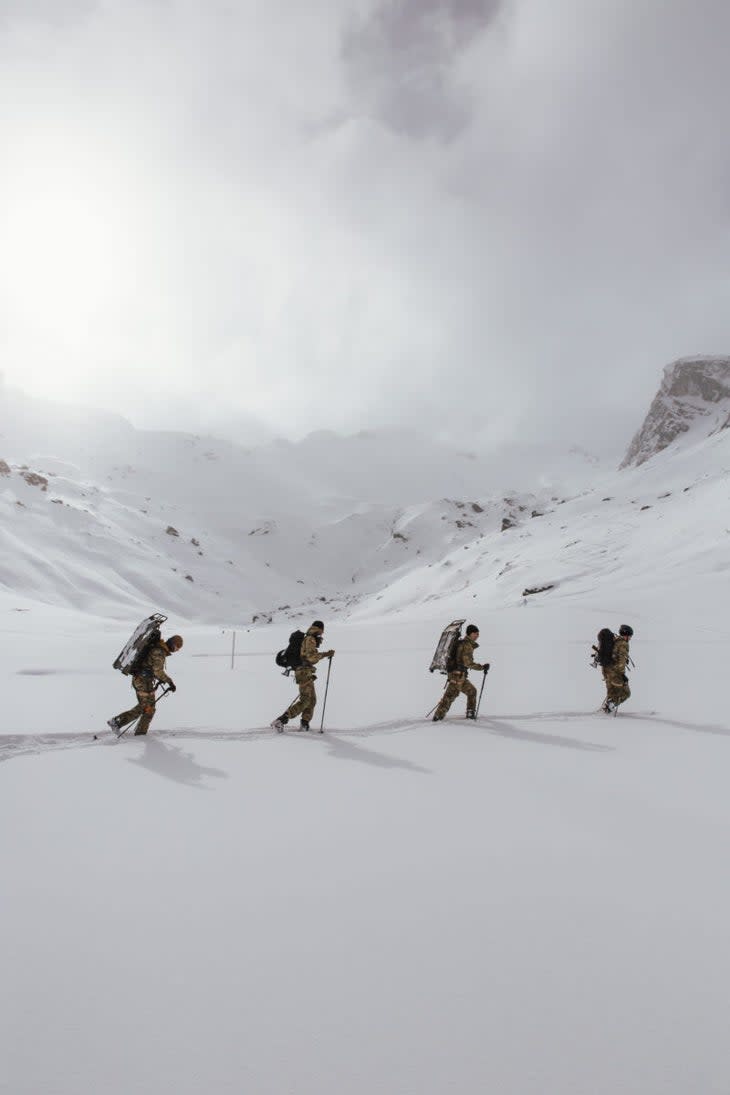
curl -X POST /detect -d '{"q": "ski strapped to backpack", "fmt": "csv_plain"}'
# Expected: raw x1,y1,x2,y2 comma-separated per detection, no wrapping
275,630,305,674
429,619,466,674
113,613,168,676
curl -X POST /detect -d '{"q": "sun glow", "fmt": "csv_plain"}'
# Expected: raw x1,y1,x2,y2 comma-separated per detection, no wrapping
1,130,139,392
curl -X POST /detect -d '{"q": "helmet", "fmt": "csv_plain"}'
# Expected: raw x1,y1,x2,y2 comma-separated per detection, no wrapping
618,624,633,638
167,634,184,652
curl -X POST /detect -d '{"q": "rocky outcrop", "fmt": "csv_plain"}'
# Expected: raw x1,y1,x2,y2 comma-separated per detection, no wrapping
621,357,730,468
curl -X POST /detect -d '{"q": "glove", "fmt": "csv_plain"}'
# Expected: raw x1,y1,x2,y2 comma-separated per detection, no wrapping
326,650,335,659
167,680,177,692
483,663,490,673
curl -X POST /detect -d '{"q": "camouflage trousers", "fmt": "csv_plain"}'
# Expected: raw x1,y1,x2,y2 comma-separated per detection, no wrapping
285,666,317,723
603,667,631,708
114,675,157,735
435,671,477,719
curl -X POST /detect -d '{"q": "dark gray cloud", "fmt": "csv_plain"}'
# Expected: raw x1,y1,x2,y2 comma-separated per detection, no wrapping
342,0,503,139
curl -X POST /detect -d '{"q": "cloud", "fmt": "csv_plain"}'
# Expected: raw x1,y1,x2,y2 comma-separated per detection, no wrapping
341,0,503,140
0,0,97,28
1,0,730,456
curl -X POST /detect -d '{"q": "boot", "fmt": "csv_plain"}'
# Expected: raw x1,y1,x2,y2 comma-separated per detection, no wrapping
466,711,476,720
301,720,310,732
106,717,121,735
271,714,289,732
432,713,444,722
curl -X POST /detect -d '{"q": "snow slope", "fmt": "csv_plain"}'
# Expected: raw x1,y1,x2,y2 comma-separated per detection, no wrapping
0,385,605,622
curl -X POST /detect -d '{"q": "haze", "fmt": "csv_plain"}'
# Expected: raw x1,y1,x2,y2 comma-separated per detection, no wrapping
2,0,730,451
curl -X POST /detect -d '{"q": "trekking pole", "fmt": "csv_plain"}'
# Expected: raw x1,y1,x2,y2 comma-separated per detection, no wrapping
318,658,333,734
116,685,171,739
425,701,439,719
117,718,140,740
475,667,490,719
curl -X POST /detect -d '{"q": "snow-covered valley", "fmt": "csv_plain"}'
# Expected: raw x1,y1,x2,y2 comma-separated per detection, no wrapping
2,361,730,1094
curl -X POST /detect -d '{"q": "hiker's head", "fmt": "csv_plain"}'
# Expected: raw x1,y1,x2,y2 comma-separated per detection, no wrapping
166,635,184,653
311,620,324,634
618,624,633,639
466,625,479,639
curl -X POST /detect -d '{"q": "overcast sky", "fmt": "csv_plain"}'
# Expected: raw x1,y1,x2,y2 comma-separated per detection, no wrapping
1,0,730,450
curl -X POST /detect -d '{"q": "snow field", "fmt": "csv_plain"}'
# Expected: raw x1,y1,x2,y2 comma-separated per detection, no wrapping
2,593,730,1094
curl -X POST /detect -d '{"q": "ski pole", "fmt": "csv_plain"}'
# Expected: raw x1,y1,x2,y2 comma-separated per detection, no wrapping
116,684,171,738
319,657,333,733
475,667,489,718
425,701,439,719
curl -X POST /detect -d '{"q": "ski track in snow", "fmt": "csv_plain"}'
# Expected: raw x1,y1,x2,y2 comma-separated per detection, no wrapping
3,709,728,765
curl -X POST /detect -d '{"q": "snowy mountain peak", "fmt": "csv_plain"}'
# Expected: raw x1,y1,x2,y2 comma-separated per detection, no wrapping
621,356,730,468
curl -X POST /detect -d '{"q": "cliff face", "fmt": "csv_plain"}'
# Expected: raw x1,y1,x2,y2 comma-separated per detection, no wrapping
621,357,730,468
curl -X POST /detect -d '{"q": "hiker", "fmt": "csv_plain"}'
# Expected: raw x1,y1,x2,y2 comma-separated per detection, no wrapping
594,624,633,713
433,624,489,721
108,634,183,736
271,620,334,731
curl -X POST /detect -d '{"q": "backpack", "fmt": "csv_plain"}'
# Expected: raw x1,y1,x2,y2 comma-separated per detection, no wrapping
275,630,305,672
429,619,465,675
113,613,168,676
595,628,615,668
446,638,465,674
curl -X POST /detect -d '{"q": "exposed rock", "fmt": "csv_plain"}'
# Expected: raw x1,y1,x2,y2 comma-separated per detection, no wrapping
501,517,515,532
522,583,555,597
166,525,180,537
21,471,48,491
0,459,10,476
621,357,730,468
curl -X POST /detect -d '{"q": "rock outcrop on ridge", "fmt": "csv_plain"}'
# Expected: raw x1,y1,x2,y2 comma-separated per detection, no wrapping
621,357,730,468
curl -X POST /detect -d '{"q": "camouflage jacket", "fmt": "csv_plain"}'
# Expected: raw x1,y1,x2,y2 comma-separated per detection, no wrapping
301,627,327,667
455,638,486,674
137,640,173,685
612,636,629,674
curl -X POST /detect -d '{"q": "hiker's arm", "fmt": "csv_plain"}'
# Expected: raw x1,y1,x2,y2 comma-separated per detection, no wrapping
301,634,326,665
462,644,486,672
149,647,173,684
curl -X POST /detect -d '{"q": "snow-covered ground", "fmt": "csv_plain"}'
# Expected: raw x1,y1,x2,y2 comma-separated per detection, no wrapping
2,573,729,1094
2,378,730,1093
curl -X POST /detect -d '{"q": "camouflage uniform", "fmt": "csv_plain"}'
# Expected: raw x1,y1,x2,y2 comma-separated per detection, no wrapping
603,635,631,708
113,641,174,736
285,628,330,724
434,638,487,720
